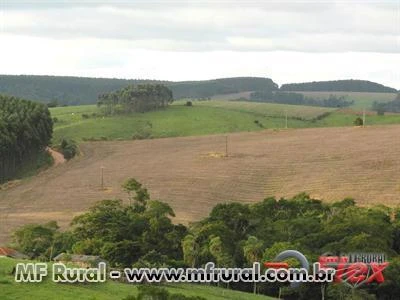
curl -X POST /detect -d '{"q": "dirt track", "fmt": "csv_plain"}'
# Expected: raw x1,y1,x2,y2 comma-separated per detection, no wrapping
47,147,66,166
1,125,400,243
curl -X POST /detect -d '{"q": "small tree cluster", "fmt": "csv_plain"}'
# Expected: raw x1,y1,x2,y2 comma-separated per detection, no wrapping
98,84,173,115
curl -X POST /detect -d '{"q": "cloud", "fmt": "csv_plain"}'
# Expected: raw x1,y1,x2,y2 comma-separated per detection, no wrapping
1,1,399,52
0,1,398,88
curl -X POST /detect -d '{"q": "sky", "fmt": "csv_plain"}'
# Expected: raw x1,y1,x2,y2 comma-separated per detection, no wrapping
0,0,399,88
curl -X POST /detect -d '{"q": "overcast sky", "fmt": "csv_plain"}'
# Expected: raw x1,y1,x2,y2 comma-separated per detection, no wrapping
0,0,399,88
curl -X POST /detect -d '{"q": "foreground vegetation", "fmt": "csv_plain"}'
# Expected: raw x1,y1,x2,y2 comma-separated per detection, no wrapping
9,178,400,299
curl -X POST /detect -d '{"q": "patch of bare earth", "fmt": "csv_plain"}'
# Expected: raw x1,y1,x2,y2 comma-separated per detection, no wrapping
1,125,400,243
47,147,66,166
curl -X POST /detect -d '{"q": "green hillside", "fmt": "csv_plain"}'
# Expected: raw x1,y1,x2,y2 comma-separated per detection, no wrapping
0,75,277,105
281,79,398,93
0,258,272,300
50,100,400,144
50,101,332,143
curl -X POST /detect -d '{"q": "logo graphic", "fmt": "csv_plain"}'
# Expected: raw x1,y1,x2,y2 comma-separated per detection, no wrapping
264,250,389,288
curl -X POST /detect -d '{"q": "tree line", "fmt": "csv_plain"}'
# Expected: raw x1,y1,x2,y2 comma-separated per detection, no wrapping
373,93,400,114
12,179,400,300
0,75,280,105
97,84,173,115
0,95,53,183
250,91,354,108
281,79,398,93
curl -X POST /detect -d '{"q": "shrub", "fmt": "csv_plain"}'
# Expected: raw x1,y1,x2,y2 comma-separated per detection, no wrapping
185,101,193,106
354,117,363,126
82,113,89,119
59,138,78,160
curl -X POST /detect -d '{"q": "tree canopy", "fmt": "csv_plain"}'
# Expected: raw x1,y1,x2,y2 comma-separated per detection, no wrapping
281,79,398,93
97,84,173,114
0,95,53,182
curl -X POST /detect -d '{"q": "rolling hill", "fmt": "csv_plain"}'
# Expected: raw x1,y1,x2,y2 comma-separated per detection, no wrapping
1,75,397,107
281,79,398,93
0,75,277,105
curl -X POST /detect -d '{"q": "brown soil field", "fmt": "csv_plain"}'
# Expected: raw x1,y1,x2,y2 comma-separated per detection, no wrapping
1,125,400,243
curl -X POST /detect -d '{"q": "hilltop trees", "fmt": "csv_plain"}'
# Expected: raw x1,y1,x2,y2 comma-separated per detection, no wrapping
281,79,398,93
0,95,53,182
97,84,173,115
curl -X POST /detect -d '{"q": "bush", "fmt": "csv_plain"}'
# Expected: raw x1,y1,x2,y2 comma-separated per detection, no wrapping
52,117,58,123
132,121,153,140
254,120,264,128
185,101,193,106
59,138,78,160
354,117,363,126
82,113,89,119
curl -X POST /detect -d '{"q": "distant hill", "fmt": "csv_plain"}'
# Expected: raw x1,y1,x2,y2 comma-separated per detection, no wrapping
0,75,166,105
281,79,398,93
169,77,278,99
0,75,278,105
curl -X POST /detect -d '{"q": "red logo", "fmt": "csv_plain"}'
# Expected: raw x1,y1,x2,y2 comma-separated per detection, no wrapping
319,255,389,287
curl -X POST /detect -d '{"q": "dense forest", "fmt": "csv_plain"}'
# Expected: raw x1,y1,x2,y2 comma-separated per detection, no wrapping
0,75,278,105
250,91,354,108
98,84,173,114
0,75,164,106
0,95,53,183
13,179,400,300
281,80,398,93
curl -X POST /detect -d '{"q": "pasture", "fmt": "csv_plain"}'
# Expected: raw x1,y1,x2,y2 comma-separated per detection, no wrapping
50,100,400,144
50,101,331,143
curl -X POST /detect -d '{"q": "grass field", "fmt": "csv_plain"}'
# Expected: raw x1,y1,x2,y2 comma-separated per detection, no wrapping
0,258,271,300
2,126,400,244
50,101,330,143
192,100,334,120
207,91,398,110
50,100,400,144
297,91,398,109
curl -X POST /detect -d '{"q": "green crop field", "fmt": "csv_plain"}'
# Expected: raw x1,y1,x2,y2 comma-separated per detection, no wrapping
0,258,272,300
50,100,400,143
